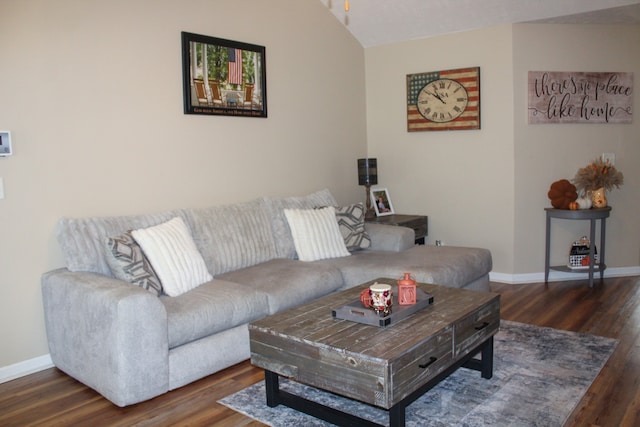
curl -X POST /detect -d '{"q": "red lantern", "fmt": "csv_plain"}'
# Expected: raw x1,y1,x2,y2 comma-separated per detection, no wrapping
398,273,417,305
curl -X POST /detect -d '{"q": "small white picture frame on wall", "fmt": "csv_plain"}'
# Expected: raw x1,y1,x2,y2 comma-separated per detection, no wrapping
0,131,12,156
371,188,394,217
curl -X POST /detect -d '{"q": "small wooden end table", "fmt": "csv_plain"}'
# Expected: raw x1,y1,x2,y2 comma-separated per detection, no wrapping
366,214,428,245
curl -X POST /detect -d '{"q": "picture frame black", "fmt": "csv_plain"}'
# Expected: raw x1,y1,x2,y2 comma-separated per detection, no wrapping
181,32,267,117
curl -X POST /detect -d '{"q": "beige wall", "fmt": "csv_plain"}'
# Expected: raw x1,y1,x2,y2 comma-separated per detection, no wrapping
365,23,640,277
513,24,640,274
365,25,517,273
0,0,366,367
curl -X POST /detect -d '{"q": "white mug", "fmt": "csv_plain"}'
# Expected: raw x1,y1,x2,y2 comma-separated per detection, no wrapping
369,283,392,316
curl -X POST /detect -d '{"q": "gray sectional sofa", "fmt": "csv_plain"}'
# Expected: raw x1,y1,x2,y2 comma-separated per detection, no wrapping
41,189,492,406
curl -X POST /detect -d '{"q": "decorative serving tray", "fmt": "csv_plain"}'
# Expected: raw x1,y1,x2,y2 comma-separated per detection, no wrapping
332,286,434,327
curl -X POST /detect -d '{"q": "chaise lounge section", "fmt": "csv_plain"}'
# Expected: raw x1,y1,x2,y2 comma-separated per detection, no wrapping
41,189,492,406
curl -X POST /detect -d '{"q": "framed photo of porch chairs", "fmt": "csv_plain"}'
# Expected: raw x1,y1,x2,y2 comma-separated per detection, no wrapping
181,32,267,117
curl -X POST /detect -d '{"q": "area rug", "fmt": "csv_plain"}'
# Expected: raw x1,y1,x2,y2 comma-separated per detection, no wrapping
219,320,617,426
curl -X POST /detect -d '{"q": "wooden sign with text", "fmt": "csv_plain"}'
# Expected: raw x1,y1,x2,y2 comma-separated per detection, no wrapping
528,71,633,124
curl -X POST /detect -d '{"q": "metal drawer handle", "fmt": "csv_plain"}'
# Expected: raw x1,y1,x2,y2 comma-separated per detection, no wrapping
419,357,437,369
475,321,490,330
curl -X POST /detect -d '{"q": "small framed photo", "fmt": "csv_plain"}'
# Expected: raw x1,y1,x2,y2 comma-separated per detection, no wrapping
371,188,394,217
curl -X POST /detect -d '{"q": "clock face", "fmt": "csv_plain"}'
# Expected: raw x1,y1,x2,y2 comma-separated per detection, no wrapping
416,79,469,123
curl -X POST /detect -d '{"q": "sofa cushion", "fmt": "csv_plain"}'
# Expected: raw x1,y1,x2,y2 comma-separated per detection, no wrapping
161,279,270,348
284,207,350,262
185,199,278,276
132,217,212,297
104,231,163,296
364,223,415,252
335,203,371,251
263,189,337,259
317,245,492,290
217,258,344,314
56,210,187,276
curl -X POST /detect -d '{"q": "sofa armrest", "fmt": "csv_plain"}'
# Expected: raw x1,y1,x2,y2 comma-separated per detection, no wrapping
364,223,415,252
41,268,169,406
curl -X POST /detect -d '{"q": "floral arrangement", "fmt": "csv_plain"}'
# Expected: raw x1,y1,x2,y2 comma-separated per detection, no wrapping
572,158,624,193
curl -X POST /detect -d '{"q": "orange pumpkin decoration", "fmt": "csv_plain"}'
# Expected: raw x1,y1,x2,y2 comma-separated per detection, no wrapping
568,201,579,210
547,179,578,209
360,288,372,308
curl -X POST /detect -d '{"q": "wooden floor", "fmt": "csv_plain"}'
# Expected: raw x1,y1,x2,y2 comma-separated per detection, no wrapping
1,276,639,426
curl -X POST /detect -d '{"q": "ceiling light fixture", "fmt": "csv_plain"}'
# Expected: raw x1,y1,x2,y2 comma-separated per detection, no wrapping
327,0,350,25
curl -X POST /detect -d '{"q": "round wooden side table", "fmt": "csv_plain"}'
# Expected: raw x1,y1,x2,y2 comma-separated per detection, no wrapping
544,207,611,287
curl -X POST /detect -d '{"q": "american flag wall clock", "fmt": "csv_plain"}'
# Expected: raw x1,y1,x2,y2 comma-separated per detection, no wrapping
407,67,480,132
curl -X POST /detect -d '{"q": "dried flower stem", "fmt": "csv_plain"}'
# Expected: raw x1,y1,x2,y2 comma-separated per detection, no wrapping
572,158,623,193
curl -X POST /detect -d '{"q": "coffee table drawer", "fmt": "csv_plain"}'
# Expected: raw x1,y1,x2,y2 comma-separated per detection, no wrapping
251,330,404,408
453,298,500,357
390,326,453,406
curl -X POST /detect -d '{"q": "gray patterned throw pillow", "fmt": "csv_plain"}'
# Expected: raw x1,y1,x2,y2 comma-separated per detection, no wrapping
105,231,163,296
335,203,371,251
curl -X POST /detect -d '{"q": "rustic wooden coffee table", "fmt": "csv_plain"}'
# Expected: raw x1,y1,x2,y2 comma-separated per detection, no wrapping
249,278,500,427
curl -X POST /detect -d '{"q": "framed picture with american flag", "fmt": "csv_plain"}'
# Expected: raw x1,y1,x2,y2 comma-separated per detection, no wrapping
407,67,480,131
182,32,267,117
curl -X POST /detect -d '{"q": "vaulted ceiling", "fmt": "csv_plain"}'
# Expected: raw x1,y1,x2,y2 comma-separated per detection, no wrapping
322,0,640,48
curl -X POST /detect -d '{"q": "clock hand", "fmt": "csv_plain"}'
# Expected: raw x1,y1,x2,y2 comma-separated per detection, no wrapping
432,89,447,104
427,89,446,104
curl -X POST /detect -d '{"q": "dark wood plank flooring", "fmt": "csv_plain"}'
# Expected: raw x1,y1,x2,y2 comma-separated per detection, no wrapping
1,275,638,426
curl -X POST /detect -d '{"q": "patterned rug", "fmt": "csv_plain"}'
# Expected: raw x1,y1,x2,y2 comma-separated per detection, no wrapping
219,321,617,426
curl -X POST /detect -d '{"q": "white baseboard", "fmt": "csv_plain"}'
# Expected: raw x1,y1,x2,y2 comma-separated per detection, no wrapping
490,266,640,284
2,266,639,384
0,354,53,384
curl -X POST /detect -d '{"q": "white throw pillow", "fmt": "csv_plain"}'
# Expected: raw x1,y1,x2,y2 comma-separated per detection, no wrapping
284,207,351,262
132,217,212,297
